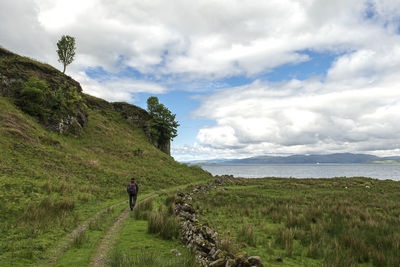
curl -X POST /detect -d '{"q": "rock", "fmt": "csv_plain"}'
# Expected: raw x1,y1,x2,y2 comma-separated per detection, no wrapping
248,256,263,267
182,203,195,213
212,249,222,259
275,256,283,262
225,259,236,267
209,247,216,257
210,258,225,267
178,211,195,221
170,249,181,256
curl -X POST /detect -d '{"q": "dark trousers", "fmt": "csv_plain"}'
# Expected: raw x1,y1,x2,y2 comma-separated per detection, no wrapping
129,194,137,210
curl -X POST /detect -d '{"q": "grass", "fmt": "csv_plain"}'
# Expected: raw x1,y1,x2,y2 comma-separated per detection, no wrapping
148,206,180,240
238,222,257,247
109,247,198,267
192,177,400,266
109,190,201,266
0,47,212,265
112,213,198,267
52,203,126,266
0,93,211,266
72,230,88,249
133,196,154,220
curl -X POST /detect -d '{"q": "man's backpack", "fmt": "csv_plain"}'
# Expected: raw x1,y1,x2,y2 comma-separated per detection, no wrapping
127,182,137,195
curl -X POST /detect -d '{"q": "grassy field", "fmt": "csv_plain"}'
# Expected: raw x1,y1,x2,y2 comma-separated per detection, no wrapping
192,177,400,266
110,192,199,267
0,95,211,266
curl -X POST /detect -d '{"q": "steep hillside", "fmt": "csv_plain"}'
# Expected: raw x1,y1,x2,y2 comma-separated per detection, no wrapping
0,47,211,265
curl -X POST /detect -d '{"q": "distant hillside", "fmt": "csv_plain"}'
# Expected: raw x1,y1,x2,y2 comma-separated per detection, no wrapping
0,46,211,265
219,153,400,164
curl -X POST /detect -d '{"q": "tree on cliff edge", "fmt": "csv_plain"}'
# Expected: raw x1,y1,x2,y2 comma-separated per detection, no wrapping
147,96,179,151
57,35,76,73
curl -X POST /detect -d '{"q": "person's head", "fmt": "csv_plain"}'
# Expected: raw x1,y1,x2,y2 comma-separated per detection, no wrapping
131,178,135,182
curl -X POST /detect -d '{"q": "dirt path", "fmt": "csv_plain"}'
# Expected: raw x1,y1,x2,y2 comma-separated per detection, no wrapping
88,194,155,267
88,207,131,267
36,201,125,267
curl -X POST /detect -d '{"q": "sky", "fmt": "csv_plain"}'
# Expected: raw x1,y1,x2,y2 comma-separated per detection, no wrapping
1,0,400,161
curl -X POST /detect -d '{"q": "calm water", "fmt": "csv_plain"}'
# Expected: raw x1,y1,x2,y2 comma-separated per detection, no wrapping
199,164,400,181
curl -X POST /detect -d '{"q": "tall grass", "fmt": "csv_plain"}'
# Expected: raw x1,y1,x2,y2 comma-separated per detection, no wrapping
166,194,176,215
148,206,179,240
192,177,400,266
238,223,257,247
72,230,88,248
133,196,154,220
275,227,295,256
109,249,199,267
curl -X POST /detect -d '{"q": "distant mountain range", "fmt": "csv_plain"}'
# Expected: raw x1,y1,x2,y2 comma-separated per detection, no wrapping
188,153,400,165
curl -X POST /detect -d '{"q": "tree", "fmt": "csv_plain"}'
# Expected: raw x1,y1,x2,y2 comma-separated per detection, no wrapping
147,96,179,147
57,35,76,73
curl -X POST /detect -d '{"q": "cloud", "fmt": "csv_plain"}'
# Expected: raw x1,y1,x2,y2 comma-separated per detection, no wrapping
0,0,53,60
4,0,398,80
72,71,167,102
191,52,400,158
2,0,400,160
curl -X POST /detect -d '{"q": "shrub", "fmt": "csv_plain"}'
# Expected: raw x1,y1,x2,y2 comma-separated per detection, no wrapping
16,77,49,120
16,77,86,129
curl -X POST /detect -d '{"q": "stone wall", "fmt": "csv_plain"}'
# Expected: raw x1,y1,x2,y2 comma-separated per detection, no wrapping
174,176,264,267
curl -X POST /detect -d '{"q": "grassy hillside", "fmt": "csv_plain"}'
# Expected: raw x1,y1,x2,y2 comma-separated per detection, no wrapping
0,48,212,265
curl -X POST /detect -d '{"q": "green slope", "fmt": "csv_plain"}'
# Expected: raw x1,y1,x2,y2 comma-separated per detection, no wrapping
0,48,211,265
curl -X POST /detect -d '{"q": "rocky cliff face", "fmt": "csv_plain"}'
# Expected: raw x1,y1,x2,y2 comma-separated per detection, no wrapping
84,94,172,154
0,47,88,135
0,47,171,154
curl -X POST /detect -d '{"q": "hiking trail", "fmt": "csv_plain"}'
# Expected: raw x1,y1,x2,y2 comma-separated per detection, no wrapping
88,194,156,267
88,207,130,267
36,201,125,267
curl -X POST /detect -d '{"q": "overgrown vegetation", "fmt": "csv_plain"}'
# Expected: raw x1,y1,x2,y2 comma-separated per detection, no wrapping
16,77,84,132
133,196,154,220
192,177,400,266
148,206,180,240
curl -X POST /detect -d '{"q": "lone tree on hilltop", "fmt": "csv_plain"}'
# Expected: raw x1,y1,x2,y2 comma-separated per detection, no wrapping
57,35,76,73
147,96,179,154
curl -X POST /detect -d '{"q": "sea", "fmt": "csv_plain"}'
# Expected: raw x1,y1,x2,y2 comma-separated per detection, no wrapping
199,164,400,181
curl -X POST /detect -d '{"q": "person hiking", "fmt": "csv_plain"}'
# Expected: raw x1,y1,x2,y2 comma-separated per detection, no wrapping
127,178,139,211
